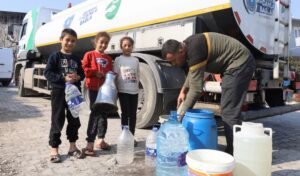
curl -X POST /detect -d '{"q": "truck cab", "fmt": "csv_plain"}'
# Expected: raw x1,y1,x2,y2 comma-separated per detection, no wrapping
14,7,60,96
17,7,60,58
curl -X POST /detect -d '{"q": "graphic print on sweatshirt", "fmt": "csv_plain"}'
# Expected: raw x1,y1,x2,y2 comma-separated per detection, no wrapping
61,58,78,76
120,65,137,83
96,57,108,68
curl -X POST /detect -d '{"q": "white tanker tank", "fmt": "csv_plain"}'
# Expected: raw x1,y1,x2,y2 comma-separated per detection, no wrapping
35,0,290,58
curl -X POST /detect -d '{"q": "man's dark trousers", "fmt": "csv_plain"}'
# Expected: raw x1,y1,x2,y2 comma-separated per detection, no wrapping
220,55,256,155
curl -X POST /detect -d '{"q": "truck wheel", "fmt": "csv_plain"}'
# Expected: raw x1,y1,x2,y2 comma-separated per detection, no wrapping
135,63,163,128
265,88,284,107
18,71,26,97
1,81,10,87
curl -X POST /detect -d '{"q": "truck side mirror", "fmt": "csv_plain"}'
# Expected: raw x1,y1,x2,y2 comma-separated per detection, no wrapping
7,25,14,36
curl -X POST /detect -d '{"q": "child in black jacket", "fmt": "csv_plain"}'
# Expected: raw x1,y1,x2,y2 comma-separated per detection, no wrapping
44,28,85,163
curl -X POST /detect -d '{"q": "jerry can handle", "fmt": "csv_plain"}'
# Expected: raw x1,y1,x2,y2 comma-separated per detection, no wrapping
264,128,273,138
233,125,242,134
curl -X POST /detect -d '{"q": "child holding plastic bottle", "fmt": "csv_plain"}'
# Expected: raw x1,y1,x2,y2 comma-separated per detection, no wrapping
44,28,85,163
81,31,113,156
113,36,140,146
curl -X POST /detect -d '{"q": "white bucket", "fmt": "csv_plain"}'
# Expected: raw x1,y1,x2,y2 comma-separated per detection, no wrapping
186,149,235,176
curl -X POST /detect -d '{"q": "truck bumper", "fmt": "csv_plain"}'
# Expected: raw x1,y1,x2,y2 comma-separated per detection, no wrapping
193,102,300,121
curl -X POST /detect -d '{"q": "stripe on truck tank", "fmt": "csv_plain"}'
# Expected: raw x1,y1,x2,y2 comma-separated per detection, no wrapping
234,11,241,25
26,8,38,50
260,47,267,53
246,34,253,44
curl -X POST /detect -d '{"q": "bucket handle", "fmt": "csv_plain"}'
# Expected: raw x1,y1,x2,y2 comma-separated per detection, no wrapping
264,128,273,138
234,125,273,137
233,124,242,134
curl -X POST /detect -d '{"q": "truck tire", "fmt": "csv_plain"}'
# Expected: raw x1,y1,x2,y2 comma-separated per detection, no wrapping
18,71,26,97
135,63,163,128
265,88,284,107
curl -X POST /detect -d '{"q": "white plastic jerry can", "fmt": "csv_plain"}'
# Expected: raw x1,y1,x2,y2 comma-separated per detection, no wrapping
233,122,272,176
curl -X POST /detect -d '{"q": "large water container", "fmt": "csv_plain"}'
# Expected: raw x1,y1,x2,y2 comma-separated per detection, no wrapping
65,82,84,118
182,109,217,151
156,112,189,176
145,127,158,167
116,125,134,165
233,122,272,176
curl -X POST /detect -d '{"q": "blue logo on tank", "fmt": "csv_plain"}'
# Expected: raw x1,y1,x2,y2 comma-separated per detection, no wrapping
64,15,75,28
244,0,275,16
243,0,257,14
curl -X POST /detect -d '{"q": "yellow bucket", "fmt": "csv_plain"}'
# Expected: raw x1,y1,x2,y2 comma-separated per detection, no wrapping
186,149,235,176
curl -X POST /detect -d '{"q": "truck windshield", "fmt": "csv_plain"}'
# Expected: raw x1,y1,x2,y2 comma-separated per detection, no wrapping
20,22,27,39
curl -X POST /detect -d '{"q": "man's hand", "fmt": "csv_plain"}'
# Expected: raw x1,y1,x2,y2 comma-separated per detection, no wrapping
177,91,187,109
177,111,186,123
177,114,184,123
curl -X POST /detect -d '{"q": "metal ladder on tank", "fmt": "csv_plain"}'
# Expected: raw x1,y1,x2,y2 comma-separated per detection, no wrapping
274,0,291,79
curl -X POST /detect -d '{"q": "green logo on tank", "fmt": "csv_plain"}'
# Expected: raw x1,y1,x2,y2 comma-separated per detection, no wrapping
105,0,121,20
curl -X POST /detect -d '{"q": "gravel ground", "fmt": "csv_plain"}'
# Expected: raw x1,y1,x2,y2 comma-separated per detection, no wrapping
0,85,300,176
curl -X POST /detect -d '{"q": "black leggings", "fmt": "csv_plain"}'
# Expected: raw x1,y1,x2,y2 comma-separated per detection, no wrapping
118,93,138,135
86,90,108,142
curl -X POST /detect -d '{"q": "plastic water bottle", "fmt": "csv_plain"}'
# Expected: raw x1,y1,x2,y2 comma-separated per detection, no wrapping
145,127,158,167
116,125,134,165
156,111,189,176
65,82,84,118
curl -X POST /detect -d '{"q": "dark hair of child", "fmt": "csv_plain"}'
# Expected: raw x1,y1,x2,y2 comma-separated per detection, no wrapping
95,31,111,42
120,36,134,48
60,28,78,39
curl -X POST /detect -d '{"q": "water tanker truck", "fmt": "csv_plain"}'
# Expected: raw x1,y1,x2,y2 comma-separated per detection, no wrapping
12,0,299,128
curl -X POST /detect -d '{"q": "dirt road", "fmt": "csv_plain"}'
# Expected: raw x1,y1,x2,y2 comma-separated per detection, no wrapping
0,86,300,176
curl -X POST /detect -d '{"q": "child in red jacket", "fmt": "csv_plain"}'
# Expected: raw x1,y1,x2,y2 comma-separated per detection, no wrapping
82,31,112,156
